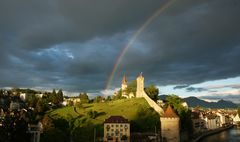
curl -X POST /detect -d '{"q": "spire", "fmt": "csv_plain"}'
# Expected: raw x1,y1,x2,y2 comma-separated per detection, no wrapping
138,72,143,78
122,75,127,84
162,105,179,118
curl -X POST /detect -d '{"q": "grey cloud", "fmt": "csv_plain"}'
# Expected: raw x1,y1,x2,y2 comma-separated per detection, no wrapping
0,0,240,93
117,0,240,86
173,85,190,90
200,94,240,104
186,87,208,92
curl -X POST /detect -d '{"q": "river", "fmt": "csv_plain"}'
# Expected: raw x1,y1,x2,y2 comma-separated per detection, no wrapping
199,126,240,142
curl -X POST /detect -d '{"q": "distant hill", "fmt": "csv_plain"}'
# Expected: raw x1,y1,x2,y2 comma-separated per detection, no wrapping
184,96,238,108
159,95,238,108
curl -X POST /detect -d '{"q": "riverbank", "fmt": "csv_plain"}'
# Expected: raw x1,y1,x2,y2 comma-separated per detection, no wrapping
191,125,234,142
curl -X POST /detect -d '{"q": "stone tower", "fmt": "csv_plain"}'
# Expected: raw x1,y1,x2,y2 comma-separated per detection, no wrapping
136,72,145,98
160,105,180,142
121,75,127,97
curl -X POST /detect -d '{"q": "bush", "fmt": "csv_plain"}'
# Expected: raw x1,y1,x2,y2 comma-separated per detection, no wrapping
87,110,98,119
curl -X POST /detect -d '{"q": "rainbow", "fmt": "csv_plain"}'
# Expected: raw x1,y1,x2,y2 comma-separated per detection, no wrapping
105,0,176,90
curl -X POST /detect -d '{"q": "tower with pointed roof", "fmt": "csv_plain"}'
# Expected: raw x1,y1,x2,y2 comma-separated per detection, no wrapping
121,75,128,97
136,72,144,98
160,105,180,142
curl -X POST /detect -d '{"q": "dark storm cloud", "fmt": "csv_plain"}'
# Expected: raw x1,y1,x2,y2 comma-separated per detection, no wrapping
0,0,240,93
118,0,240,86
0,0,165,50
173,85,189,90
186,87,208,92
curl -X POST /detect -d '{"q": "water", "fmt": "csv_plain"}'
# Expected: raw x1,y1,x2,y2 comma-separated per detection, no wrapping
199,126,240,142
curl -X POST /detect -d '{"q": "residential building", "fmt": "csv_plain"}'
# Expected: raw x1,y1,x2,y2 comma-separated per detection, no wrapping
104,116,130,142
233,113,240,125
191,111,206,133
204,114,220,130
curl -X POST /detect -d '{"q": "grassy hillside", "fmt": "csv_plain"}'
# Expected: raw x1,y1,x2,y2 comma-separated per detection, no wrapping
43,98,160,142
49,98,149,123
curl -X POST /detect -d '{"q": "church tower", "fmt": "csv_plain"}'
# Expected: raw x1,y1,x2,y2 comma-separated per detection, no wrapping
121,75,127,97
136,72,145,98
160,105,180,142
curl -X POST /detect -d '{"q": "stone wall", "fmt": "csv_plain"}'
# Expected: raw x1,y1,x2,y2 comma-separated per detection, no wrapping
160,117,180,142
141,91,164,115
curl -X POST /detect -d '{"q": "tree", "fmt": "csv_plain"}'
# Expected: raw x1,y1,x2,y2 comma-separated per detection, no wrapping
106,96,112,101
26,94,38,108
49,89,59,105
41,128,68,142
36,99,48,114
42,115,54,131
93,96,103,103
126,80,137,95
57,89,64,103
79,92,89,104
87,110,98,119
145,85,159,101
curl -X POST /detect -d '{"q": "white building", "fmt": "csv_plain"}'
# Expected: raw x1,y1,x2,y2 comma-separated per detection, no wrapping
233,113,240,125
20,93,27,101
104,116,130,142
216,112,227,127
204,114,220,130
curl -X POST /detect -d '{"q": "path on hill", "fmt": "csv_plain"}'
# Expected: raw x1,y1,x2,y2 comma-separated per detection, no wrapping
73,107,81,115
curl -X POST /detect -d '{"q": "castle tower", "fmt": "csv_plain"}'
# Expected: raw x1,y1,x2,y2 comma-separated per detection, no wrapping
121,75,128,97
136,72,145,98
160,105,180,142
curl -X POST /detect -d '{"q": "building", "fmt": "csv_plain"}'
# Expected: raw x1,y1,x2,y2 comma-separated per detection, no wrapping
20,93,27,101
136,73,145,98
9,101,20,111
204,114,220,130
233,113,240,125
120,75,134,99
62,97,80,106
28,122,43,142
104,116,130,142
216,112,227,127
160,105,180,142
191,111,206,133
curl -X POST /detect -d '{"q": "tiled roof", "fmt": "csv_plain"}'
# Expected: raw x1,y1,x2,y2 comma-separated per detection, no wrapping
206,114,217,119
191,112,200,119
162,105,179,118
104,116,129,123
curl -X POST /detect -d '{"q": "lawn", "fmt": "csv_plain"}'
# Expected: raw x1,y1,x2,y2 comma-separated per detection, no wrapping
49,98,150,124
45,98,160,142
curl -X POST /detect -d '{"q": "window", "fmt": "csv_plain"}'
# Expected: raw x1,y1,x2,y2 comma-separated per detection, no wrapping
120,124,123,127
116,125,119,127
106,125,110,131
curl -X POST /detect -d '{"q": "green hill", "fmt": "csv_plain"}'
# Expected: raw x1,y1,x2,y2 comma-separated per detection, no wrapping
43,98,160,142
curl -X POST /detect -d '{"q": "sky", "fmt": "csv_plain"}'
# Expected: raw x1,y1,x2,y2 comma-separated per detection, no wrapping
0,0,240,103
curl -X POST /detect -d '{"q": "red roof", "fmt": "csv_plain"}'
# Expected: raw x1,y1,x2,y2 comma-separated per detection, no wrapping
104,116,129,123
162,105,179,118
